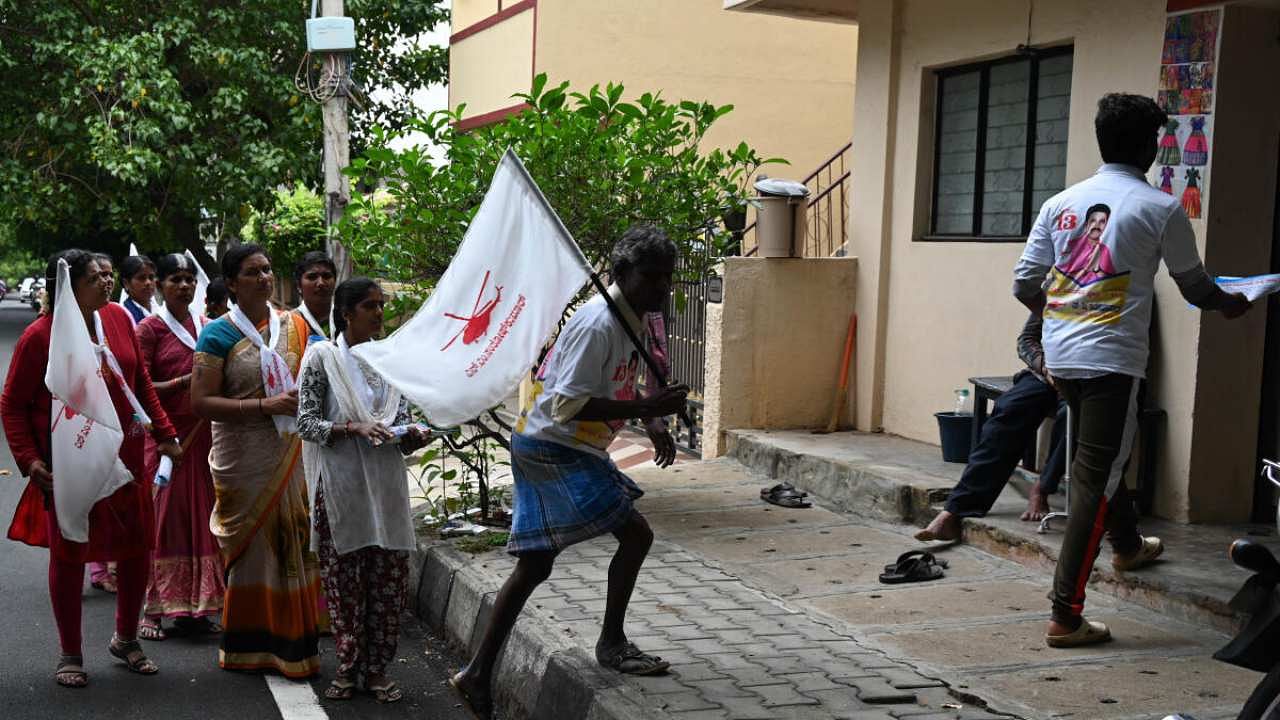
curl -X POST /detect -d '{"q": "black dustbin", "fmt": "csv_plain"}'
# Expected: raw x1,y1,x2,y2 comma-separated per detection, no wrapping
935,412,973,463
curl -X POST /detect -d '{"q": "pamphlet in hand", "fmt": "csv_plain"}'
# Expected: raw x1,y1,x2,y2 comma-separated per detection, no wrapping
1215,274,1280,303
368,422,432,447
155,455,174,488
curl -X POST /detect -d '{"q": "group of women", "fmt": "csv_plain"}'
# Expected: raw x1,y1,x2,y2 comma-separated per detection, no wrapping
2,243,426,704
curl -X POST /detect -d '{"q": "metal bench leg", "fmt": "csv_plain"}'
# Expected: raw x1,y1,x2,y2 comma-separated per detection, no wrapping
1038,404,1071,534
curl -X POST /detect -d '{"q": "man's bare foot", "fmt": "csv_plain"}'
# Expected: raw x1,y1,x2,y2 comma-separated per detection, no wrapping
1020,485,1051,521
914,511,961,542
449,669,492,719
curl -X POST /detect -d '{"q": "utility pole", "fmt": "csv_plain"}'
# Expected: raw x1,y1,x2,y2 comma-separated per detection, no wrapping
320,0,353,281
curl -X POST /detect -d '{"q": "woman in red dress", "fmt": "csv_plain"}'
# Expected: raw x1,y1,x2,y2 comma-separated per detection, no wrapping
136,253,226,641
1,249,180,688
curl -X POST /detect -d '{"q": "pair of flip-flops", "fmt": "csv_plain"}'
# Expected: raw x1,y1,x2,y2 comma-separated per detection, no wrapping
760,483,812,508
878,550,948,584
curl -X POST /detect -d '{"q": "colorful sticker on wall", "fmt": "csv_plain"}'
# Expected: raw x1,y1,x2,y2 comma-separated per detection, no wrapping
1150,6,1222,219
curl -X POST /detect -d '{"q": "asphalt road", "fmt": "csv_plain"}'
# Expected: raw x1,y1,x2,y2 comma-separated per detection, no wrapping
0,298,476,720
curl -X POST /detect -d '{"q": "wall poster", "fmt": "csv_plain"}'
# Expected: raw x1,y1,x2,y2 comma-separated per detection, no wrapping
1151,6,1221,220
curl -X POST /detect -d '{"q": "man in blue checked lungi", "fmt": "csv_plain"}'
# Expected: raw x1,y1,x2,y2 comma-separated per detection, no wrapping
451,225,690,718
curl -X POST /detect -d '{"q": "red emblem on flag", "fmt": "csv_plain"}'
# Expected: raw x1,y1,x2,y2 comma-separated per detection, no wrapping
1057,210,1079,231
442,270,504,351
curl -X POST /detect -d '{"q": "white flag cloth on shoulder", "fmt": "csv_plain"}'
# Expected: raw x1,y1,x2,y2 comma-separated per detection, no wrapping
184,249,210,319
354,149,591,428
46,260,134,543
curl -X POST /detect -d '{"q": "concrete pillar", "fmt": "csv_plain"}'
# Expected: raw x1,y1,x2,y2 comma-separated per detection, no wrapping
846,0,899,432
702,257,857,457
1183,5,1280,522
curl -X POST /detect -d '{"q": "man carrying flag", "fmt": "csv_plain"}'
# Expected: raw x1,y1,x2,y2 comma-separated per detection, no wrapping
450,226,689,717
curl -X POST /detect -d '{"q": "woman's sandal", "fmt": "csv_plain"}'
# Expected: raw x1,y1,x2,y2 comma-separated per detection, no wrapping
323,678,355,701
596,641,671,676
137,620,167,641
108,634,159,674
368,680,403,704
90,577,118,594
449,671,493,719
55,655,87,688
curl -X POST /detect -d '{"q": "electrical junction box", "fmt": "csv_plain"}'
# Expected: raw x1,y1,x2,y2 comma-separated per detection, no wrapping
306,16,356,52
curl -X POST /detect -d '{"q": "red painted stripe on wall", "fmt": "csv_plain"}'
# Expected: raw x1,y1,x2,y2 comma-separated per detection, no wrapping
451,0,536,44
455,102,531,132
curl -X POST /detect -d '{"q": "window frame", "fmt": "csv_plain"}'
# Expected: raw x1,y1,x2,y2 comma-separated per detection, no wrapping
924,46,1075,243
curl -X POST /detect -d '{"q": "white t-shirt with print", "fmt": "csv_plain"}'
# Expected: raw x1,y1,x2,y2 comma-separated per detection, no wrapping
1014,164,1203,379
516,294,650,458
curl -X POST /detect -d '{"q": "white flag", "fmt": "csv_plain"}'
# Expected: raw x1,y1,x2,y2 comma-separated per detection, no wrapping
355,149,591,428
46,260,133,543
185,249,210,318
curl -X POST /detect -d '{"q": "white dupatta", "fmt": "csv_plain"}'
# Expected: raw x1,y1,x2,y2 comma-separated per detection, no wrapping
299,334,414,554
155,304,206,351
295,302,332,340
226,303,296,436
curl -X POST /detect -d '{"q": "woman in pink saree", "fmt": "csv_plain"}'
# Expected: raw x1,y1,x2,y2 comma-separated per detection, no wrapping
135,253,226,640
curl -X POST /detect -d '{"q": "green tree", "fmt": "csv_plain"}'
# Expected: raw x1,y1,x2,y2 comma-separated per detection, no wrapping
341,75,785,299
242,183,326,279
0,226,45,286
0,0,448,267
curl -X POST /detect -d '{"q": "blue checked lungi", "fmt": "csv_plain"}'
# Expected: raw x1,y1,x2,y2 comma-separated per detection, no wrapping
506,434,644,556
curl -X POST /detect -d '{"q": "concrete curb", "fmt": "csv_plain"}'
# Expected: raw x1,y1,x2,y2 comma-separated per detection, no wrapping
408,539,672,720
726,430,947,524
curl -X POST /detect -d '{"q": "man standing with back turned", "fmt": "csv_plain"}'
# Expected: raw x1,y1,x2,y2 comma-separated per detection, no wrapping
1013,93,1250,648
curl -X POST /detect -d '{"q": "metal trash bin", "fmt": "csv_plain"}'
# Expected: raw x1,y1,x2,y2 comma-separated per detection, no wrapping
753,178,810,258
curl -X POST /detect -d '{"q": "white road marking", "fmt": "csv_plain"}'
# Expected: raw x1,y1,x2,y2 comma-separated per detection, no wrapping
265,675,328,720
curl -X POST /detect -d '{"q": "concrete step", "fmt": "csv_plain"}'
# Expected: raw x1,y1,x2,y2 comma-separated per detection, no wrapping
724,428,1280,633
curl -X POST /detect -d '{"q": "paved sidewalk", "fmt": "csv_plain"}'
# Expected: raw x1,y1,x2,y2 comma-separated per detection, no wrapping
415,456,1262,720
515,540,981,719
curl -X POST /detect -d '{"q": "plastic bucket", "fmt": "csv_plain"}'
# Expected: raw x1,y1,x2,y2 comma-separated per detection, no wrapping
935,411,973,463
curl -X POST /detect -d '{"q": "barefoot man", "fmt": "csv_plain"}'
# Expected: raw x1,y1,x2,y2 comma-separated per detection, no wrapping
1013,93,1250,648
917,312,1068,542
451,225,690,717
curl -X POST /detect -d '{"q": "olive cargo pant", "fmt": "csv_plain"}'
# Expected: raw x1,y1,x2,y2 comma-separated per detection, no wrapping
1051,373,1144,625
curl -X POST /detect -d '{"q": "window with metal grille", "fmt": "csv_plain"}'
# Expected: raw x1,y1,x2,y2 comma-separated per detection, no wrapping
927,47,1074,241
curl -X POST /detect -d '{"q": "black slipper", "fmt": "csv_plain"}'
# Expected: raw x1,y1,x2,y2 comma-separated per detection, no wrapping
881,550,949,574
879,551,947,584
760,483,812,508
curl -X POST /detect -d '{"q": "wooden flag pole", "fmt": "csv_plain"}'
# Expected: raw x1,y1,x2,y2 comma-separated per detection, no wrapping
587,272,694,430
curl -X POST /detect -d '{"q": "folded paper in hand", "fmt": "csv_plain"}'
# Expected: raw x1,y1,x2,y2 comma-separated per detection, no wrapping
1215,274,1280,303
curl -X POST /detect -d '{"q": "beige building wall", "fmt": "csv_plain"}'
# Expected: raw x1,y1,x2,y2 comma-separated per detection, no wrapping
841,0,1278,522
452,0,503,32
703,257,858,457
449,6,536,120
449,1,857,181
534,0,858,182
